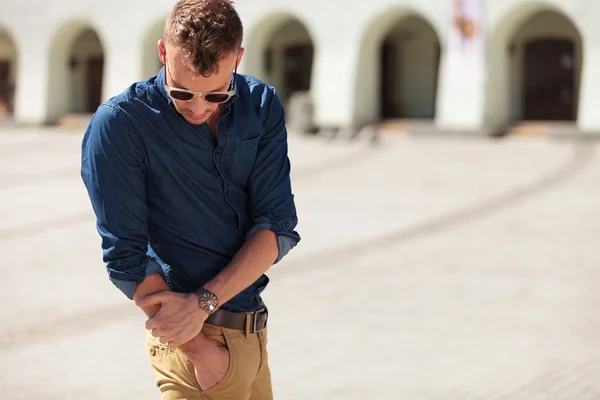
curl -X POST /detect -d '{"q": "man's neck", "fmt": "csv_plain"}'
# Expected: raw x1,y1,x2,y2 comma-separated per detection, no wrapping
206,105,223,138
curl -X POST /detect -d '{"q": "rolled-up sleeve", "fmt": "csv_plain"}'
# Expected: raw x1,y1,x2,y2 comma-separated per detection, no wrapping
245,88,301,263
81,104,163,299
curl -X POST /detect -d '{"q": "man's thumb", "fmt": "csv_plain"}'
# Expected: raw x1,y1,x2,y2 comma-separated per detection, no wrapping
135,292,168,307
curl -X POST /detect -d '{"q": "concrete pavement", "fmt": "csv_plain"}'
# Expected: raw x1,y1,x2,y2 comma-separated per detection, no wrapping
0,126,599,399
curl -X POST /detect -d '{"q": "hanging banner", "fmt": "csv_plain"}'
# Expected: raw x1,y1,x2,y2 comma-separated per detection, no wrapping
438,0,487,128
448,0,485,79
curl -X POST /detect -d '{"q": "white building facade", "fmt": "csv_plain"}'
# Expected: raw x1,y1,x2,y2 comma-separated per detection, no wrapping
1,0,600,135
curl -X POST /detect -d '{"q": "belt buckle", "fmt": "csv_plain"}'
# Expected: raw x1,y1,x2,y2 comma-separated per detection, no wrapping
252,306,267,333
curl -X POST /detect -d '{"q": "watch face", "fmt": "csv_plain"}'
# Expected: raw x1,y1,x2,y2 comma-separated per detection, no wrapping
198,290,218,312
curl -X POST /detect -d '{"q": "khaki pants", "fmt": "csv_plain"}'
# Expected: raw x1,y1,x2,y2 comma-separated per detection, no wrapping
146,323,273,399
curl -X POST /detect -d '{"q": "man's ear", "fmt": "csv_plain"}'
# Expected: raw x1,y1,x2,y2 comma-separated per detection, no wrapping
236,47,245,68
158,39,167,65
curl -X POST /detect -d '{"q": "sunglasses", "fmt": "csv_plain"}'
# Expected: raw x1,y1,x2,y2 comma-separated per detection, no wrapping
165,84,235,104
164,66,237,104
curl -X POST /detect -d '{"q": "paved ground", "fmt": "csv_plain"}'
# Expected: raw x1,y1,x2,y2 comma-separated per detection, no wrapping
0,126,599,399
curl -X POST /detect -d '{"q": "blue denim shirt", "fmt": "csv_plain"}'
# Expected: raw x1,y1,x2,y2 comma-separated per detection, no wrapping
80,67,300,313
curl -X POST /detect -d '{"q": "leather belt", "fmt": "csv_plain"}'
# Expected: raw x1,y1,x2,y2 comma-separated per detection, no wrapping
205,305,268,333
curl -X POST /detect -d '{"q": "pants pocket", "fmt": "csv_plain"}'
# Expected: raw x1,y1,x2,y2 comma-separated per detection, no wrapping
146,331,200,395
193,326,237,394
146,326,236,397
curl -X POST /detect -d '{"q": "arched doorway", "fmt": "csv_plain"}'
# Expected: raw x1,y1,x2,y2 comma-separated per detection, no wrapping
516,12,582,121
47,22,105,123
355,12,441,126
486,8,582,126
141,19,165,80
0,27,17,119
380,17,440,120
243,15,314,107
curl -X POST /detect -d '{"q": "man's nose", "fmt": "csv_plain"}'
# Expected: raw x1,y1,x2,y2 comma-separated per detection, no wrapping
189,97,210,113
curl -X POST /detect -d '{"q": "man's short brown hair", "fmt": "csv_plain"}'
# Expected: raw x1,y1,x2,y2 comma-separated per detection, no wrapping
164,0,243,76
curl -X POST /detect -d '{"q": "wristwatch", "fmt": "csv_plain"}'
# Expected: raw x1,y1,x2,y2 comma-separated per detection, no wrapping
195,288,218,314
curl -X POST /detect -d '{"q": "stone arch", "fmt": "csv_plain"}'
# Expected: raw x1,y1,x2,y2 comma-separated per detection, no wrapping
485,3,583,126
353,9,442,127
243,13,315,106
46,21,106,123
0,26,18,119
141,18,166,80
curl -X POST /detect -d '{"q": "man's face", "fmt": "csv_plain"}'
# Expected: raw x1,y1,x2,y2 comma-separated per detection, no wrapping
158,40,243,125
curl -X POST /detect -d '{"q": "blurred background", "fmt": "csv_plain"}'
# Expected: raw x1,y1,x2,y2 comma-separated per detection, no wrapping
1,0,599,399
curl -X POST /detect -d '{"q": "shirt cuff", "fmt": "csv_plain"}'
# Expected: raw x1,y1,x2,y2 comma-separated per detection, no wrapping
246,217,301,264
274,235,297,263
107,257,164,299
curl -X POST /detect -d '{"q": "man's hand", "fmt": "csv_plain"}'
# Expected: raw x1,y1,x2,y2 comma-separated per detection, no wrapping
182,336,231,391
194,345,230,390
136,291,208,348
188,335,230,390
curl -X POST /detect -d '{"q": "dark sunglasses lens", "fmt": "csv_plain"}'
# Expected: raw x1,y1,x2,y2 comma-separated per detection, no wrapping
204,93,230,104
170,90,194,101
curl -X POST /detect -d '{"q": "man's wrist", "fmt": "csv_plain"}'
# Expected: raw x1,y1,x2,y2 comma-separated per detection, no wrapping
195,287,219,314
133,274,170,318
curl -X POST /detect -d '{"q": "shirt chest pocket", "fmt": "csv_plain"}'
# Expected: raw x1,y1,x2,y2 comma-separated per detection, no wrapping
222,135,262,186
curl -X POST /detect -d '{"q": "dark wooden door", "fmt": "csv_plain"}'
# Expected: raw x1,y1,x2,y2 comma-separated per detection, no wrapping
0,61,12,114
283,44,313,101
380,38,400,119
523,39,576,121
86,58,104,113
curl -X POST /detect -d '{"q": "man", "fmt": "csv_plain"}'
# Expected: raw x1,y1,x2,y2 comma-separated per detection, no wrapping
80,0,300,398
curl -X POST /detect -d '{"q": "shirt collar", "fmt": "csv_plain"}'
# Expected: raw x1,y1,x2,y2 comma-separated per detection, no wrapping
155,66,173,105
